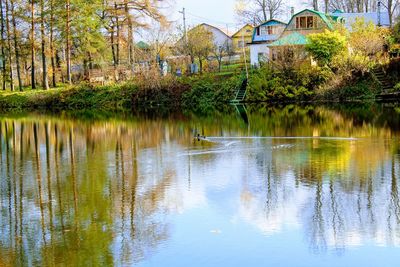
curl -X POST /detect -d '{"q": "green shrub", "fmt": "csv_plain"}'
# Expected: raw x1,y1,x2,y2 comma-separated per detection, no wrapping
181,74,239,113
306,30,347,66
394,83,400,91
246,65,330,102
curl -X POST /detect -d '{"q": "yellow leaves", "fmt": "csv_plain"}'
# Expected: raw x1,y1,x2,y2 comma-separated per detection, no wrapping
349,17,389,56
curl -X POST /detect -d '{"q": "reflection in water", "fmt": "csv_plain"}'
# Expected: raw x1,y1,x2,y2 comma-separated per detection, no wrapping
0,104,400,266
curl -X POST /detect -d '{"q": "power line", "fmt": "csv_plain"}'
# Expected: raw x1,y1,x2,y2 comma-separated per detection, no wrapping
185,11,237,26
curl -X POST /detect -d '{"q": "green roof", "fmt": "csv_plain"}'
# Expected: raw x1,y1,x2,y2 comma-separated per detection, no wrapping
268,32,308,47
136,41,150,49
287,9,339,30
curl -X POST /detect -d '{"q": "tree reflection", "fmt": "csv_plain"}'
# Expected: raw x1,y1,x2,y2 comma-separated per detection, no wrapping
1,104,400,265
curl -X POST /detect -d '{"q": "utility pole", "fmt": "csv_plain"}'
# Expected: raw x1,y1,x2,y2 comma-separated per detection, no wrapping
179,8,187,45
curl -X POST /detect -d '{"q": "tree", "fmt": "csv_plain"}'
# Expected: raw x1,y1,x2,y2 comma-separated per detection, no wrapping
382,0,400,27
235,0,284,25
49,0,56,87
66,0,71,84
349,18,390,57
0,0,170,90
306,30,347,65
175,25,214,74
31,0,36,89
40,0,49,90
212,40,231,72
393,18,400,42
10,0,22,91
0,0,7,90
4,0,13,91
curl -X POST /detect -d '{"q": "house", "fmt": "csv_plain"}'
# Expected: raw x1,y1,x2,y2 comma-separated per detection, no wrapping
231,24,254,54
331,10,390,29
188,23,232,48
268,9,342,62
249,19,287,67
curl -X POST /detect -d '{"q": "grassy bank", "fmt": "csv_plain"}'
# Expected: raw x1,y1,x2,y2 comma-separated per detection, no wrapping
0,60,397,113
0,84,136,111
0,75,242,113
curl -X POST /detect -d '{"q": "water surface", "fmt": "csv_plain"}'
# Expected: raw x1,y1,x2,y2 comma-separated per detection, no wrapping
1,104,400,266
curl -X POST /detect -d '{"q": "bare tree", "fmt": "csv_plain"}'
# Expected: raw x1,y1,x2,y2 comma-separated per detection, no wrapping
383,0,400,26
235,0,284,25
212,40,231,72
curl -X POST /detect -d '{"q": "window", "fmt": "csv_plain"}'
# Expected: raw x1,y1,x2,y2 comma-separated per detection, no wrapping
246,29,252,33
307,16,314,28
296,16,317,29
258,53,267,62
267,26,273,35
256,27,260,36
260,26,267,35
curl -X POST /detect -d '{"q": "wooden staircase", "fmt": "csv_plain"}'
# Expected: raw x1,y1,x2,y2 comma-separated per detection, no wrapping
372,67,393,93
231,78,248,103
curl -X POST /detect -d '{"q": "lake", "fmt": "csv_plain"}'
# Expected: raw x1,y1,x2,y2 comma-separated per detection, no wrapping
1,103,400,266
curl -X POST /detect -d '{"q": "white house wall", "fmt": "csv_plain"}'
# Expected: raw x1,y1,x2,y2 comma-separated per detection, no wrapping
205,26,232,47
250,44,270,67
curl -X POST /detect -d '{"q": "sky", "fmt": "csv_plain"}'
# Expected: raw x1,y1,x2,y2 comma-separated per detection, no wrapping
172,0,308,33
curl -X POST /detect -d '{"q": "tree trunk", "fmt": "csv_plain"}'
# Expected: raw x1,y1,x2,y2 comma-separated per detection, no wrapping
66,0,71,84
325,0,329,13
199,57,203,74
31,0,36,89
262,0,267,21
111,23,116,66
5,0,13,91
50,0,56,87
124,0,134,67
10,0,22,91
0,0,7,91
313,0,319,11
40,0,49,90
115,1,120,66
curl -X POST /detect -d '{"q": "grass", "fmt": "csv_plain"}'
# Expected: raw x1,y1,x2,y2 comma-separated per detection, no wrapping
0,83,136,111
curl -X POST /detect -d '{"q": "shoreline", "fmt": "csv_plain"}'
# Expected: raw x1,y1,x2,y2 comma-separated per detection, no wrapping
0,79,399,113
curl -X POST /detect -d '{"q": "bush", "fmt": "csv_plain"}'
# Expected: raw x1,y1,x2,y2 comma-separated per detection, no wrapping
306,30,347,65
394,83,400,92
317,74,380,100
246,65,331,102
181,74,240,113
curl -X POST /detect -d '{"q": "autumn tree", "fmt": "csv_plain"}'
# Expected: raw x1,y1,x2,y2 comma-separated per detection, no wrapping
176,25,214,74
349,18,390,56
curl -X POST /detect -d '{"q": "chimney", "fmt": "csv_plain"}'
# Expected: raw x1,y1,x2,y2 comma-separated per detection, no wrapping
291,7,295,17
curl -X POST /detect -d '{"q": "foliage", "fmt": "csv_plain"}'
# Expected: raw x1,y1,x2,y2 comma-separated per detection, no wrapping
175,25,214,73
306,30,347,66
394,19,400,43
331,51,374,75
349,18,390,57
246,65,331,101
181,75,240,113
317,74,380,100
0,73,239,112
394,82,400,91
